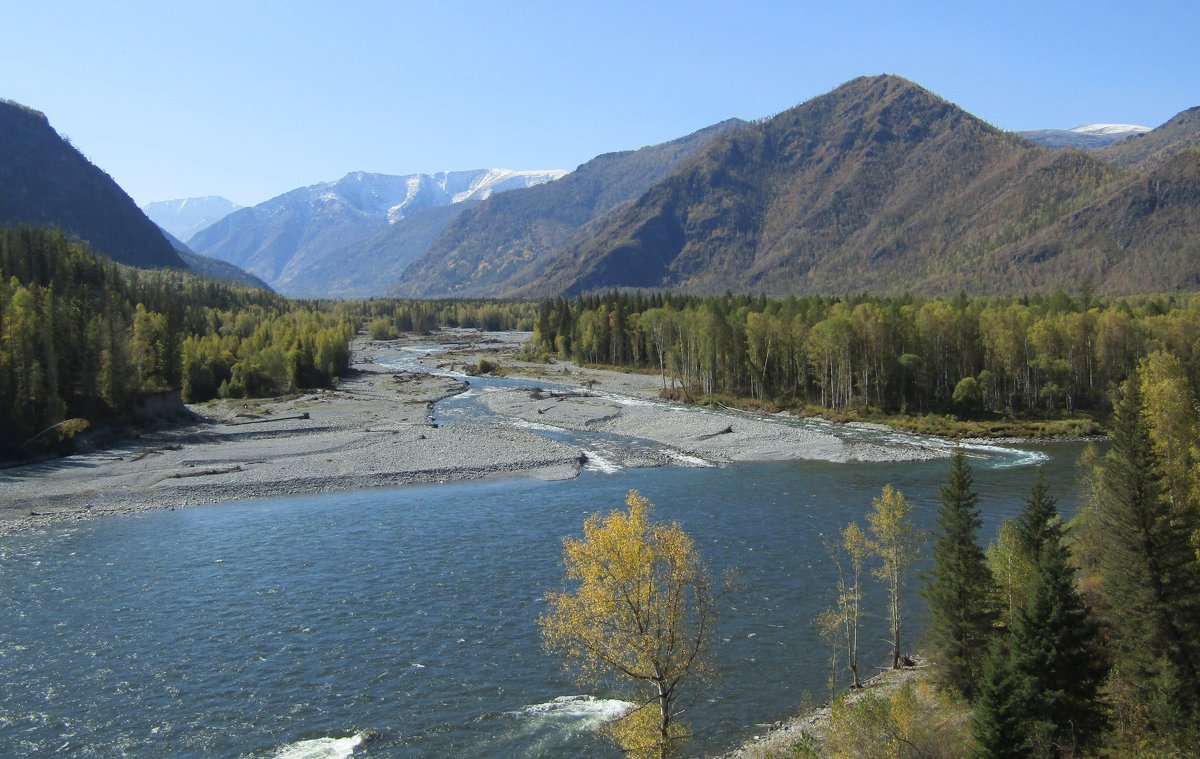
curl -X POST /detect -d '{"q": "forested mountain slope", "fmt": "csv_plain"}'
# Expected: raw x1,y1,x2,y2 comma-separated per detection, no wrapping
390,119,745,298
0,99,184,269
530,75,1154,296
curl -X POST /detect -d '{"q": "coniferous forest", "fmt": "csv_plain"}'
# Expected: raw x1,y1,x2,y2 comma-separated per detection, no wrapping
819,352,1200,756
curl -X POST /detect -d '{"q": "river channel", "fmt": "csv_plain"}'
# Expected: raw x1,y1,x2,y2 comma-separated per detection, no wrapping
0,345,1091,758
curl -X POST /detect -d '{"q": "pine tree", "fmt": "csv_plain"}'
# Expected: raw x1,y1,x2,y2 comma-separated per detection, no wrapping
1098,377,1200,735
923,449,995,699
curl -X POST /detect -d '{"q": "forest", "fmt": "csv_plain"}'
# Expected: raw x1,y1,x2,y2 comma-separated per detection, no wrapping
12,219,1200,460
0,226,353,458
806,352,1200,758
525,290,1200,430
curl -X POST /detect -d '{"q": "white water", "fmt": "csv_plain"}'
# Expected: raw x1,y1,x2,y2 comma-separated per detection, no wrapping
513,695,636,730
271,731,365,759
582,450,624,474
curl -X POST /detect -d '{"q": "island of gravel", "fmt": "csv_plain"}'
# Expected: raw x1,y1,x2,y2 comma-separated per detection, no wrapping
0,329,950,536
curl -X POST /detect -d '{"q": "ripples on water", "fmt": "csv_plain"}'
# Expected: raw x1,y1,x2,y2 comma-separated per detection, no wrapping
0,345,1089,756
0,445,1087,758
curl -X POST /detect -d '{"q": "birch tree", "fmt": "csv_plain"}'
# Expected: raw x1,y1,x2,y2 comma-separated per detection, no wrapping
540,490,716,758
867,484,922,669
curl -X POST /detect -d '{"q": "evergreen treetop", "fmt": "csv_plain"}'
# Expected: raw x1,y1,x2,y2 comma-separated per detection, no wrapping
923,449,995,700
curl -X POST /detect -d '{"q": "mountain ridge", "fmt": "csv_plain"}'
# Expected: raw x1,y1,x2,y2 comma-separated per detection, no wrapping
498,74,1197,297
188,167,566,295
0,99,184,269
389,118,747,298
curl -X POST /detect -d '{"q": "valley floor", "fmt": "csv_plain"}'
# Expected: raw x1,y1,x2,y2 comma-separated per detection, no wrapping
0,330,948,536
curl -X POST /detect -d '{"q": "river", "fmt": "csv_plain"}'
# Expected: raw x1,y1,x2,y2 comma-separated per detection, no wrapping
0,345,1091,758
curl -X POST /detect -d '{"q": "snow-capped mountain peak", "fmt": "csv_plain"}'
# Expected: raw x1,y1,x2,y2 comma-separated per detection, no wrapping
1069,123,1151,136
142,195,243,241
382,168,568,223
451,168,571,204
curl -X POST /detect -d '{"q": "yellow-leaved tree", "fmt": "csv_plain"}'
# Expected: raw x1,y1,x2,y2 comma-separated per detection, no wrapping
866,484,922,670
539,490,716,759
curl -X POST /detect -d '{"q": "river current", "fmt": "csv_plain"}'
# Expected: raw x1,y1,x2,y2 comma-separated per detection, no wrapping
0,345,1089,758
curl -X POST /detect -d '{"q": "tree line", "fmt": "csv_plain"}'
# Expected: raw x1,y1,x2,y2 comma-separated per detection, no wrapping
0,226,353,457
527,290,1200,422
336,298,540,339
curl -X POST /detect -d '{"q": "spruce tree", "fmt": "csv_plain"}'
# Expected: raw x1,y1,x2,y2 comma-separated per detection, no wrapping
972,638,1030,758
923,449,995,699
1098,378,1200,734
1008,503,1108,756
1017,468,1057,557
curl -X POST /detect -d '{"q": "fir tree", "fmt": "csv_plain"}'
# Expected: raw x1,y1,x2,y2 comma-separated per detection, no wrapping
1017,468,1057,558
923,449,995,699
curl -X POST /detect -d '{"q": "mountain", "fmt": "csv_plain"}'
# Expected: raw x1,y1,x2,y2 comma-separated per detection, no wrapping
1001,147,1200,291
187,168,566,296
1097,107,1200,169
158,228,270,289
389,118,745,298
1018,123,1149,150
0,98,184,269
296,202,477,299
514,75,1178,296
143,196,242,241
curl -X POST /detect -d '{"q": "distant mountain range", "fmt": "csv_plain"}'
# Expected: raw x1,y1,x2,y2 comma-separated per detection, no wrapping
163,85,1200,300
186,169,567,297
7,77,1199,300
1017,123,1149,150
143,196,243,242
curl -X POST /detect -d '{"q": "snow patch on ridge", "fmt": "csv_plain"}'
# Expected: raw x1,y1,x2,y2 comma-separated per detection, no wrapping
450,168,570,204
1069,123,1151,136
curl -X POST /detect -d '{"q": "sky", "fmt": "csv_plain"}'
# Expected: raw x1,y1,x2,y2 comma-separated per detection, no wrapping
4,1,1197,208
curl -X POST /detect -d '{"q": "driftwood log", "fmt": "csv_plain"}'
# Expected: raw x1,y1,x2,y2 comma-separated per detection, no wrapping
697,425,734,440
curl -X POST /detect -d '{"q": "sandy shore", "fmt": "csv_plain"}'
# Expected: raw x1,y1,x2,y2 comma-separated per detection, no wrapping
377,329,950,466
1,330,952,536
477,387,947,466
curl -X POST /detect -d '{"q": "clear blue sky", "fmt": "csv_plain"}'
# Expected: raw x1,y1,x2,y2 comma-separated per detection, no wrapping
5,1,1197,207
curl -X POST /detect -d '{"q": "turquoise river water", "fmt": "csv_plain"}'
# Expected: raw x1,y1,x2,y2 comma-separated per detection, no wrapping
0,348,1090,758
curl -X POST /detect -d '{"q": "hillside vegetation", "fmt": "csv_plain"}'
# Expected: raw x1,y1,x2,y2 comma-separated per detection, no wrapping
0,226,352,459
0,100,183,269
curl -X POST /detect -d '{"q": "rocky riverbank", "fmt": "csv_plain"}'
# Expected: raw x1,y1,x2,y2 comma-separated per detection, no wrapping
1,329,958,536
0,349,583,536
